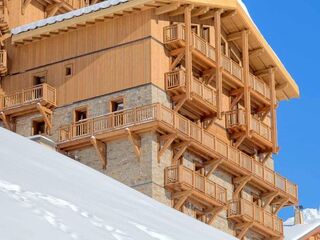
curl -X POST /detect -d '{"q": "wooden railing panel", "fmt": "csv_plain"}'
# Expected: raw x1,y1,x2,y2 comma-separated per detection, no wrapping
2,84,56,109
228,199,283,235
165,165,227,204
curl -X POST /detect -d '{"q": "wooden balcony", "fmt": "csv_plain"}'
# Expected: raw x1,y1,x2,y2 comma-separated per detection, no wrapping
163,24,271,104
249,73,271,106
225,109,273,152
228,198,283,238
165,69,217,120
58,103,298,206
0,50,7,75
165,165,227,208
0,84,56,118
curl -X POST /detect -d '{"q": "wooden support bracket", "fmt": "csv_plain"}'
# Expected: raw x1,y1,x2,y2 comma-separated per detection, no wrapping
174,95,187,112
237,222,253,239
0,112,10,130
172,141,190,164
90,136,107,170
173,190,192,210
274,197,289,214
233,175,252,199
234,133,246,148
205,158,224,177
158,133,177,163
170,51,185,71
36,103,52,133
231,92,244,109
191,7,209,17
126,128,141,161
206,206,224,225
262,191,278,208
262,152,272,165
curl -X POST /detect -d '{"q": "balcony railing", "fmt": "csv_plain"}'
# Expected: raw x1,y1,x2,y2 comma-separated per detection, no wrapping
228,198,283,235
225,109,272,142
165,69,216,106
59,104,159,142
165,165,227,204
0,84,57,110
163,24,272,101
58,103,297,200
250,73,271,100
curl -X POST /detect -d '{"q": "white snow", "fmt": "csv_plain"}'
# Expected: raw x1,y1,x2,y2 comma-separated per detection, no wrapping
284,208,320,240
0,127,237,240
11,0,128,35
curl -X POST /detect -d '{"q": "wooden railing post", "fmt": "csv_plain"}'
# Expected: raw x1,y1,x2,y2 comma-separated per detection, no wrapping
42,83,48,101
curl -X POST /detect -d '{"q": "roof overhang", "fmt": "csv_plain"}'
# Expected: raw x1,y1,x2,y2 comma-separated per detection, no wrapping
11,0,299,100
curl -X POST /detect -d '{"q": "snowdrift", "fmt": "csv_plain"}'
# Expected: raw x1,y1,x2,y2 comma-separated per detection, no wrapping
0,127,236,240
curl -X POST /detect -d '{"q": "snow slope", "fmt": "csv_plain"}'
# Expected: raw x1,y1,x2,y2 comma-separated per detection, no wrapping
0,127,236,240
284,208,320,240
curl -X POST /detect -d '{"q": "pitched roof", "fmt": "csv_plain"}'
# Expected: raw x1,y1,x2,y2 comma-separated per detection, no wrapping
11,0,128,35
0,127,237,240
284,220,320,240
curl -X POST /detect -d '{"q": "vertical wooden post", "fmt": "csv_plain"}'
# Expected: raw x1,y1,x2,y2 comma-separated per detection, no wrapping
184,6,193,99
242,30,251,136
214,9,223,119
269,68,278,152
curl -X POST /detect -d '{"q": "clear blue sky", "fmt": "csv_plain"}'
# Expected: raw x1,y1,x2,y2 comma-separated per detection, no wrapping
243,0,320,220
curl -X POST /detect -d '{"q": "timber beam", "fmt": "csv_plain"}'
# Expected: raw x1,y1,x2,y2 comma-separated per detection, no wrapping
204,158,224,177
0,111,11,130
36,103,52,133
173,190,192,210
214,9,223,119
237,222,253,239
170,50,185,71
231,91,244,109
274,197,289,214
125,128,141,161
262,152,272,165
227,30,245,42
206,206,224,225
90,136,107,170
262,191,278,208
174,95,187,112
198,9,216,21
158,133,177,162
234,133,246,148
269,68,278,153
172,141,190,164
191,7,209,17
233,175,252,199
155,2,181,15
249,48,264,58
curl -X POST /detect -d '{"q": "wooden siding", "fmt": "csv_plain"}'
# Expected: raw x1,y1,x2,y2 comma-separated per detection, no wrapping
3,10,153,106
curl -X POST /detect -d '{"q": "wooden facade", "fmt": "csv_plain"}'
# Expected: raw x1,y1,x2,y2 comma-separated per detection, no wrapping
0,1,300,239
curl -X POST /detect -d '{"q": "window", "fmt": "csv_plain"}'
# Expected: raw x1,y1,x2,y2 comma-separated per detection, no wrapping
110,98,124,112
65,64,73,77
32,119,46,135
33,71,47,86
74,107,87,122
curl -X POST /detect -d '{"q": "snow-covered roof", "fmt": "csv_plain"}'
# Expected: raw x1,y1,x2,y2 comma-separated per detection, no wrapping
11,0,128,35
284,220,320,240
0,127,237,240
